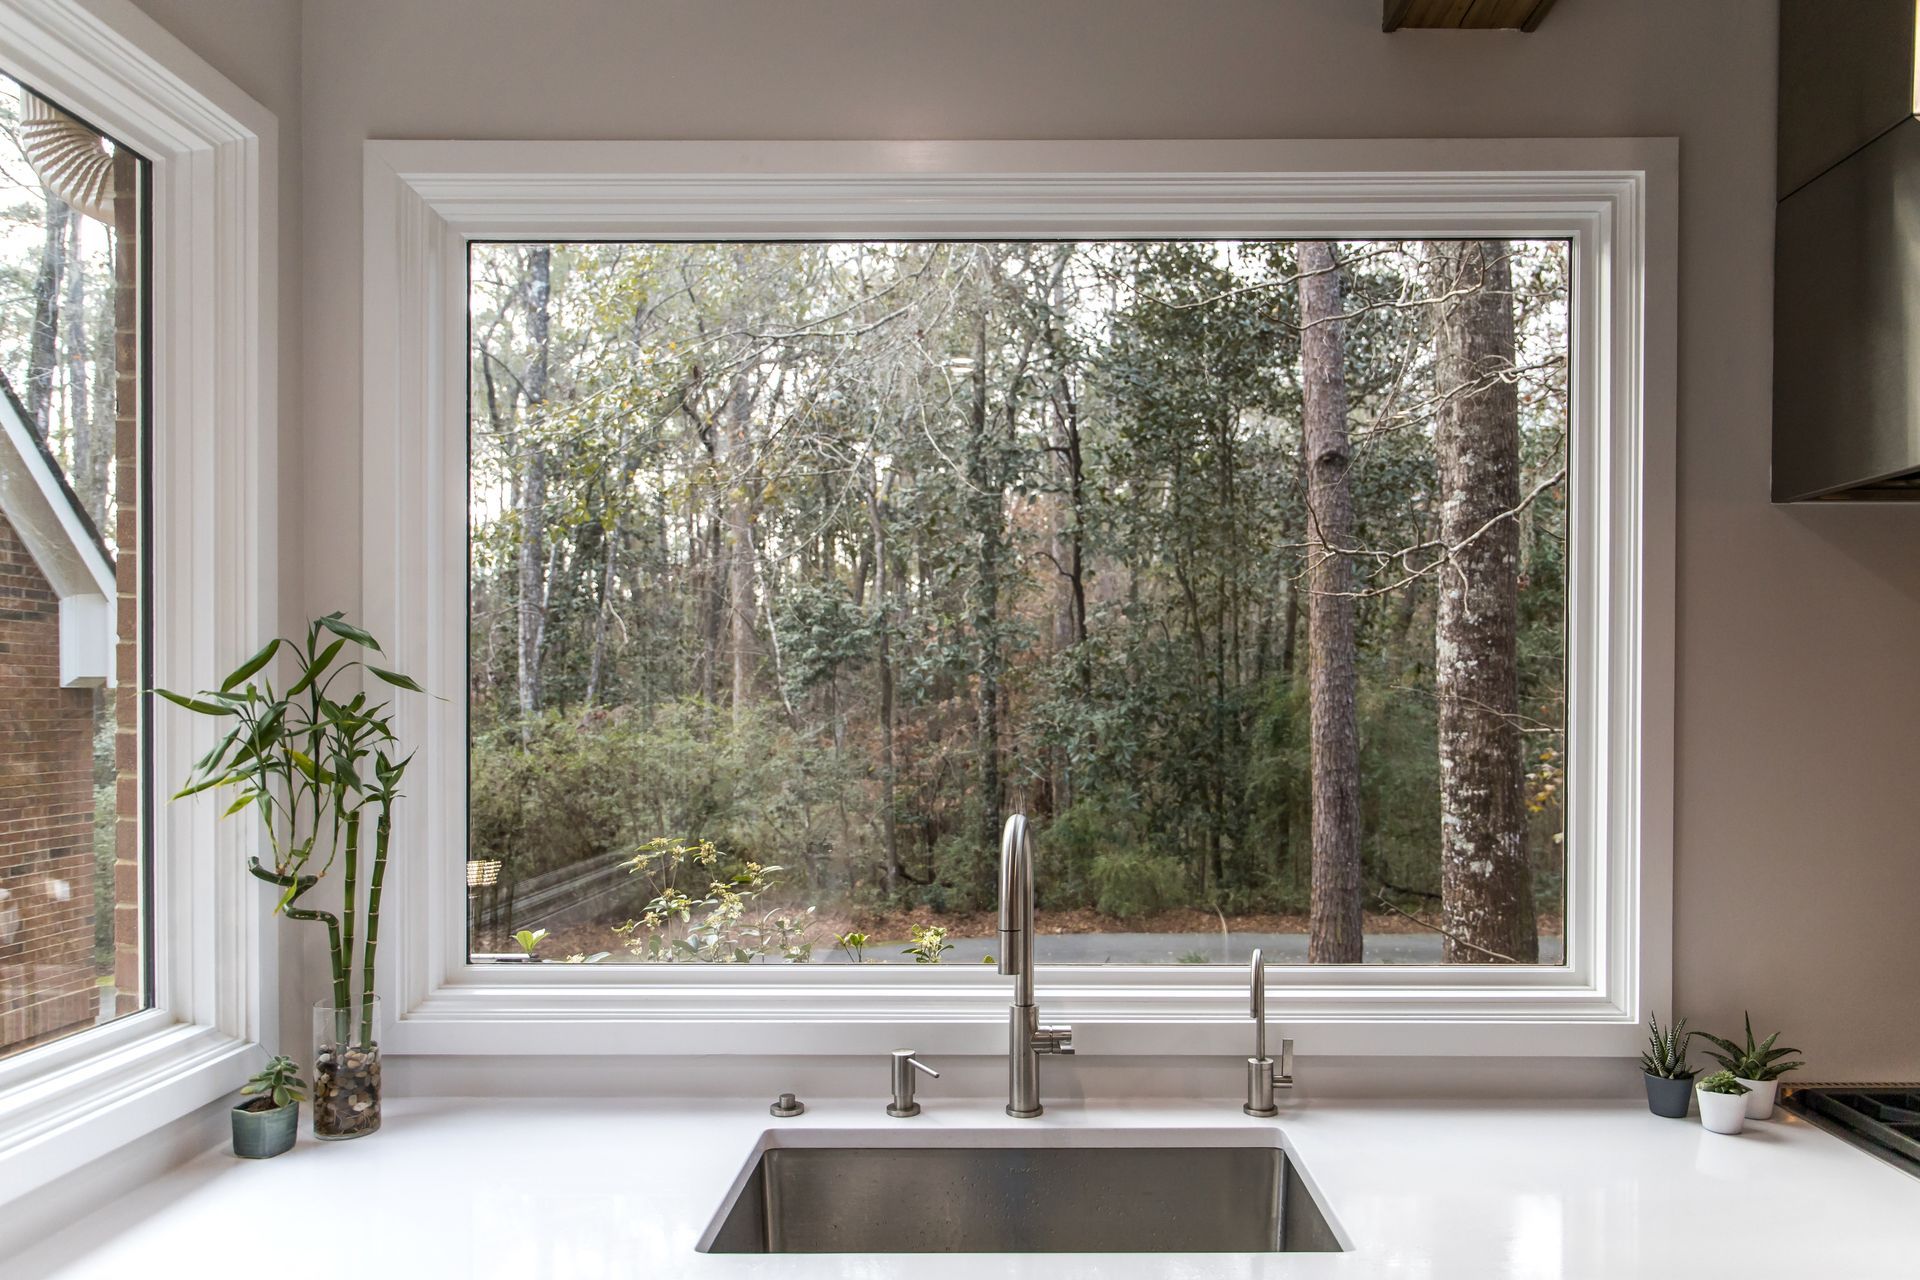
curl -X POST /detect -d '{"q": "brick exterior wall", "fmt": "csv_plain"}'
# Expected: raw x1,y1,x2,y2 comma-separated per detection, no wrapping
0,514,99,1050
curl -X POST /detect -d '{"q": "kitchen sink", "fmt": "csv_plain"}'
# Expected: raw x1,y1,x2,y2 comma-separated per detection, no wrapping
700,1135,1342,1254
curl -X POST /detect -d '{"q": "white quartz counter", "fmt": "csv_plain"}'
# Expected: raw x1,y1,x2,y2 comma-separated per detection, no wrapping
16,1095,1920,1278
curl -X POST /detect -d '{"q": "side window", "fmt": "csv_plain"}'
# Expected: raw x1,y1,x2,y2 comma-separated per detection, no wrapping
0,75,148,1056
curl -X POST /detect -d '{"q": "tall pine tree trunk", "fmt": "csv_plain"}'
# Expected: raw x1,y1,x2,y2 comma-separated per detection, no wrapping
516,247,552,734
868,462,901,893
1297,241,1363,964
720,374,759,728
1429,241,1537,964
967,257,1002,861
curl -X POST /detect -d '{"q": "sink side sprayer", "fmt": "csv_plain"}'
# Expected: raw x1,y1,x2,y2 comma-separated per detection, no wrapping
998,814,1073,1117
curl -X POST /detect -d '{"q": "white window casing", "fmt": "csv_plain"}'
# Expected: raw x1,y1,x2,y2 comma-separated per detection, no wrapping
0,0,276,1204
363,138,1675,1061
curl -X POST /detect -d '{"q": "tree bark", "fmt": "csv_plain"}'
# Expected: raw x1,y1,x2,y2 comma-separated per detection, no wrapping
720,373,759,729
516,246,552,734
61,211,91,502
27,196,70,434
1297,241,1364,964
1429,241,1537,963
967,254,1002,860
868,459,901,894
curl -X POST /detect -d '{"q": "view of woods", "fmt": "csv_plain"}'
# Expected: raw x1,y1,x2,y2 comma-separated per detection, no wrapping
466,237,1569,966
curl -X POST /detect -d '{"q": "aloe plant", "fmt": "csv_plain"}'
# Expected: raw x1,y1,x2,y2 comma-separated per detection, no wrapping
1699,1012,1804,1082
1697,1069,1750,1096
160,612,420,1048
1640,1012,1694,1079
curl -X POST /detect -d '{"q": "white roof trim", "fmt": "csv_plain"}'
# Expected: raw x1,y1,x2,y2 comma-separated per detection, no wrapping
0,377,116,603
0,378,117,687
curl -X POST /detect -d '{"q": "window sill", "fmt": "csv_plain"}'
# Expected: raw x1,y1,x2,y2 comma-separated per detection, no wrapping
0,1018,254,1206
388,963,1644,1059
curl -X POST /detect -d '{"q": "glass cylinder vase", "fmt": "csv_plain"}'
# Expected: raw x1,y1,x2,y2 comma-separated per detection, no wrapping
312,995,381,1140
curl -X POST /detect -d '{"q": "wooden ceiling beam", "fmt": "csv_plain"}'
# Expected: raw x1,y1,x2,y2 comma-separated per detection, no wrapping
1383,0,1557,31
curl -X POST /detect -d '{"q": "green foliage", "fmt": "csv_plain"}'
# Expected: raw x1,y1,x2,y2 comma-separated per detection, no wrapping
1640,1013,1694,1079
470,701,859,905
240,1055,307,1109
902,924,953,964
464,239,1573,955
834,931,869,963
513,928,548,957
615,837,814,963
1088,848,1186,921
1699,1013,1804,1082
1697,1070,1750,1096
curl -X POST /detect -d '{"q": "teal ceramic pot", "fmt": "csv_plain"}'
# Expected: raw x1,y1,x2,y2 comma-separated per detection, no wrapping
231,1100,299,1158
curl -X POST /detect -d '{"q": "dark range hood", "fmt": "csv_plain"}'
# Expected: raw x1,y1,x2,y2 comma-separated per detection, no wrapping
1773,1,1920,500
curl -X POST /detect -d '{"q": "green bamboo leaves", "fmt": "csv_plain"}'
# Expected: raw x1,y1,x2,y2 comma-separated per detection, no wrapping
157,613,421,1043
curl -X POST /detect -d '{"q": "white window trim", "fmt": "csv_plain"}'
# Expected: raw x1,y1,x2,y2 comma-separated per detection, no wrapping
364,138,1674,1061
0,0,276,1203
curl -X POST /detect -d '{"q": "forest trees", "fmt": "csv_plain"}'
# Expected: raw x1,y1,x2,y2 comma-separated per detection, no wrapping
465,238,1570,964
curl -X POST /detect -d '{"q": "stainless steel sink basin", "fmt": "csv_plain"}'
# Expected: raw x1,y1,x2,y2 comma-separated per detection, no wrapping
700,1137,1342,1254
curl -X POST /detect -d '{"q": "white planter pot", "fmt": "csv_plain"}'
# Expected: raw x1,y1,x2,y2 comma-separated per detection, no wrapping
1736,1077,1779,1120
1697,1087,1748,1135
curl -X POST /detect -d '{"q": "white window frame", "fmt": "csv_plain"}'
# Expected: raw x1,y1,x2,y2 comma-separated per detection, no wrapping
364,138,1674,1061
0,0,276,1203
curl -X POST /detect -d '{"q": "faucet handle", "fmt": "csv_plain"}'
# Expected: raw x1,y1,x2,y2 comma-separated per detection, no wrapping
887,1048,939,1117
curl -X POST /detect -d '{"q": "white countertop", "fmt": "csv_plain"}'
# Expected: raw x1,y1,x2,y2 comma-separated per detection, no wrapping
16,1095,1920,1279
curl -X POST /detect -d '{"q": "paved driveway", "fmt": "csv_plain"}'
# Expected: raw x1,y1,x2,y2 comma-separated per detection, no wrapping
824,931,1565,965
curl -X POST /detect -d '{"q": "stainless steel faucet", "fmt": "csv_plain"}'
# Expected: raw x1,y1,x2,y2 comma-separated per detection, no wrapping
1243,947,1293,1116
999,814,1073,1117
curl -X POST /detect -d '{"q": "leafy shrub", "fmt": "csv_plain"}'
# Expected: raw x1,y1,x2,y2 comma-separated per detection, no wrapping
1038,793,1145,910
1089,849,1185,920
469,700,861,903
616,837,815,963
930,831,994,913
901,924,953,963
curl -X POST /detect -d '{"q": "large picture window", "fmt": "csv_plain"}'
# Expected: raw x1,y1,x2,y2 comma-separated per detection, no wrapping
0,73,147,1056
465,237,1569,969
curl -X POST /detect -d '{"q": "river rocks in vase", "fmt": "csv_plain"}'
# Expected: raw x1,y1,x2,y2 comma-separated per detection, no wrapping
312,1043,382,1139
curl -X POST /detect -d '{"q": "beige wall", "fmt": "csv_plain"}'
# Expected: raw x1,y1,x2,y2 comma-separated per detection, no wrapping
136,0,1920,1080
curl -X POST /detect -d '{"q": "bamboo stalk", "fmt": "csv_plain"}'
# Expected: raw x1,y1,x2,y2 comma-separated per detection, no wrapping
360,800,391,1048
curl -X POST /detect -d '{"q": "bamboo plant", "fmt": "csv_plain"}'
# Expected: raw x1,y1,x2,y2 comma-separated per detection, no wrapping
160,612,420,1048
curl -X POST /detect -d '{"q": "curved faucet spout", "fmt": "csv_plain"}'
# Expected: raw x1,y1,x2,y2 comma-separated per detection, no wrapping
998,814,1033,1004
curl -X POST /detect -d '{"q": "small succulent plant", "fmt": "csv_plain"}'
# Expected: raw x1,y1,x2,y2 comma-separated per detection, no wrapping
1699,1013,1803,1082
240,1055,308,1109
1640,1013,1694,1080
1697,1070,1750,1096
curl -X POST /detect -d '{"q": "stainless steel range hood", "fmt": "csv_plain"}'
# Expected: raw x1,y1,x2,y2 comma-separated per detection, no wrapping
1774,0,1920,500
